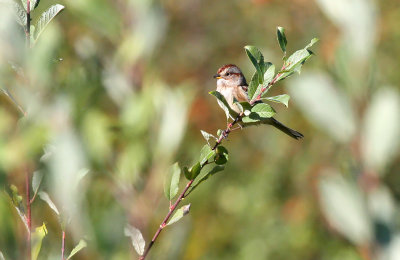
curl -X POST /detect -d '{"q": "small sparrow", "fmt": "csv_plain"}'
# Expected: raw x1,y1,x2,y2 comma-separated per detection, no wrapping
213,64,303,140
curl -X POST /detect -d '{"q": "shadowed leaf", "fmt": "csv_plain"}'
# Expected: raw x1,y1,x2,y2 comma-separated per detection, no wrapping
164,162,181,201
124,225,145,256
67,239,87,260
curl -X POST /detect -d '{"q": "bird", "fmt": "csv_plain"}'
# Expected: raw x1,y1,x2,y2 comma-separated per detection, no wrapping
213,64,303,140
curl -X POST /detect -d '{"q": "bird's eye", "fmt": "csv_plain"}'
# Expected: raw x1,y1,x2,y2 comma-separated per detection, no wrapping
226,73,230,76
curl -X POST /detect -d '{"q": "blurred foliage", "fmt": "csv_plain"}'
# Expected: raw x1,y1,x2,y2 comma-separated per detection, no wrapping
0,0,400,260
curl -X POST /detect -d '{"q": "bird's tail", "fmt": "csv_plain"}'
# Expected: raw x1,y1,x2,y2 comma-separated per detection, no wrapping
269,117,304,140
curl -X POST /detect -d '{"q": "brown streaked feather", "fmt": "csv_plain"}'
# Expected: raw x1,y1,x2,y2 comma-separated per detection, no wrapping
233,85,249,102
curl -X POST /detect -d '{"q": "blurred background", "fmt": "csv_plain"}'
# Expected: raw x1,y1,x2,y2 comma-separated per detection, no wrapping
0,0,400,259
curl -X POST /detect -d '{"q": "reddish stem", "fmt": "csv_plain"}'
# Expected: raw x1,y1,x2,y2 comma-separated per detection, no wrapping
61,231,65,260
26,0,31,47
250,65,286,105
139,179,194,260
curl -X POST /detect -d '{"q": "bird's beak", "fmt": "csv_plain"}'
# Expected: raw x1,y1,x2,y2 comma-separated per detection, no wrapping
213,74,222,79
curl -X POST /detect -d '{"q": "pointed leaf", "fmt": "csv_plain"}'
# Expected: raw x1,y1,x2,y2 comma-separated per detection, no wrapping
12,2,26,28
244,46,264,76
66,239,87,260
167,204,191,226
209,90,238,118
32,171,43,196
124,225,145,256
263,94,290,107
248,62,273,101
277,26,287,53
200,130,217,145
32,223,47,260
199,145,215,166
242,103,276,123
0,251,4,260
33,4,65,42
163,162,181,201
38,191,59,215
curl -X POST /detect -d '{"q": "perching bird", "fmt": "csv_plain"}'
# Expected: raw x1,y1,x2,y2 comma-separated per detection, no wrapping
213,64,303,140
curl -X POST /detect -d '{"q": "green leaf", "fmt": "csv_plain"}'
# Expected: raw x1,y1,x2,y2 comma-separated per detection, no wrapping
32,223,47,260
0,251,5,260
184,162,202,180
5,185,28,232
200,130,216,145
20,0,40,11
263,94,290,107
215,146,229,165
277,26,287,53
38,191,59,215
33,4,65,43
242,103,276,123
67,239,87,260
163,163,181,201
186,165,225,196
244,46,264,76
32,171,43,197
248,62,273,101
277,38,318,82
167,204,191,226
124,224,145,256
199,145,215,166
209,90,238,119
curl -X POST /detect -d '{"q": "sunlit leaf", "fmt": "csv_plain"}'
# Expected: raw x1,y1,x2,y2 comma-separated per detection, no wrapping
33,4,65,43
38,191,59,215
277,26,287,53
124,224,145,256
32,223,48,260
0,251,4,260
67,239,87,260
200,130,217,146
164,162,181,201
199,145,215,166
248,62,273,101
12,1,26,28
263,94,290,107
244,45,264,77
20,0,40,11
209,90,237,119
32,171,43,197
242,103,276,123
167,204,191,226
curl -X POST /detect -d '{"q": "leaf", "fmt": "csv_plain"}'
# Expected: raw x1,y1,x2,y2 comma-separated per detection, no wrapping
167,204,191,226
184,162,201,180
263,94,290,107
209,90,238,119
31,223,48,260
277,38,318,82
67,239,87,260
0,88,26,116
319,170,372,245
277,26,287,53
32,171,43,196
12,2,26,28
215,146,229,165
163,162,181,201
199,145,215,166
242,103,276,123
20,0,40,11
248,62,273,101
0,251,4,260
124,225,145,256
244,46,264,77
186,165,225,196
33,4,65,43
200,130,217,146
5,185,28,232
38,191,59,215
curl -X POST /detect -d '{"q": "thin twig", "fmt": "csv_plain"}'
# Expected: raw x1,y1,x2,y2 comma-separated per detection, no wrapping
139,179,194,260
139,115,242,260
61,231,65,260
